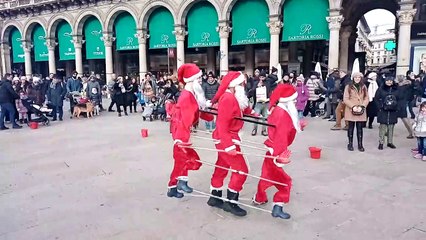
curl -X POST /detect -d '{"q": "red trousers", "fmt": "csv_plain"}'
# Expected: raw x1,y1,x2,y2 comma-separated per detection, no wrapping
254,153,292,204
210,145,248,192
168,145,202,187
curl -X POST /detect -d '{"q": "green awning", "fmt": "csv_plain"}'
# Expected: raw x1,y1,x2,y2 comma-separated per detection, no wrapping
10,28,24,63
84,17,105,59
231,0,270,45
282,0,330,42
57,21,75,61
148,8,176,49
33,25,48,62
187,2,219,48
115,13,138,51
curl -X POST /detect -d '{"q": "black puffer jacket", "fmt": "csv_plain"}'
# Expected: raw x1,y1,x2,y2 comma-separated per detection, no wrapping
202,80,219,100
0,79,19,104
374,83,400,125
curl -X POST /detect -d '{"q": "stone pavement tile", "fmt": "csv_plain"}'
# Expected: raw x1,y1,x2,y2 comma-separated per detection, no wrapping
396,228,426,240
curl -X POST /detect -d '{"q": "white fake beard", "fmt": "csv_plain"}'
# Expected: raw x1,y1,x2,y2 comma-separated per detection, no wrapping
235,85,249,110
192,80,207,108
279,101,301,132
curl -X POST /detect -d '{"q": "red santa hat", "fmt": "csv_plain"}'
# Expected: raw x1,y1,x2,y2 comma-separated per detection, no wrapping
177,63,202,84
269,84,298,110
211,71,245,104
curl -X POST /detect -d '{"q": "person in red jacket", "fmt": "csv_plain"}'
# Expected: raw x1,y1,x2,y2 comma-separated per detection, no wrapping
206,71,256,217
167,64,213,198
253,84,303,219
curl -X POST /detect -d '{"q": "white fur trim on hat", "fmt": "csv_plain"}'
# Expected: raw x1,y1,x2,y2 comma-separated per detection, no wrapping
228,73,245,88
183,70,202,83
279,92,298,103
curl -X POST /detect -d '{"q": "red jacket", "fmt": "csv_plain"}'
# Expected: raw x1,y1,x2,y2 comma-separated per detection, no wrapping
264,106,296,156
171,90,199,144
213,91,254,151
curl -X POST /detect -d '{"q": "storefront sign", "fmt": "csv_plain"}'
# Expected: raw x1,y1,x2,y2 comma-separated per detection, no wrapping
33,25,48,62
58,21,75,60
149,8,176,49
231,0,270,45
282,0,329,42
85,17,105,59
187,3,219,48
115,13,138,51
11,28,25,63
411,22,426,40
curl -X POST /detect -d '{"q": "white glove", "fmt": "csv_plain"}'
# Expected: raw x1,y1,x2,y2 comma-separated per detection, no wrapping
206,100,212,108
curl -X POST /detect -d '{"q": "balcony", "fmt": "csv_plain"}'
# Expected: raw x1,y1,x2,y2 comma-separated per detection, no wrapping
0,0,72,10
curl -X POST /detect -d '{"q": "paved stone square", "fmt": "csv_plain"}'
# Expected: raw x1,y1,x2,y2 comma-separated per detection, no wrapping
1,107,425,240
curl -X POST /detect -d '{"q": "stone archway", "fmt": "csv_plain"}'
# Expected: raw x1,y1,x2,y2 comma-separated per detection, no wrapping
177,0,222,25
104,3,139,33
138,0,176,30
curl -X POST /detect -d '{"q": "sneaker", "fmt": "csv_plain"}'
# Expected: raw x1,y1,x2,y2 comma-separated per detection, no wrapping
0,126,9,130
422,156,426,162
407,135,414,139
414,154,422,159
331,125,341,131
13,125,23,129
411,148,418,154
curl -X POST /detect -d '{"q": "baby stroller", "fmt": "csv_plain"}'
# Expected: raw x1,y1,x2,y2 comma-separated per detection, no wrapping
315,94,327,117
22,99,52,126
156,94,168,121
142,96,158,121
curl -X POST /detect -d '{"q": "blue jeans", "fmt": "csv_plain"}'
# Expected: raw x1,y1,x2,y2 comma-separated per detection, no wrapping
417,137,426,156
0,102,19,127
298,110,304,119
253,102,268,131
52,105,63,120
205,120,216,131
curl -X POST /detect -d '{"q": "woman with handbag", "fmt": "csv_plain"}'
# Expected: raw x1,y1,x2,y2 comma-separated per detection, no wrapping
343,72,369,152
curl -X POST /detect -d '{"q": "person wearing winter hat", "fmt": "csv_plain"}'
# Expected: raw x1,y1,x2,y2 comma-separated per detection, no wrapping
207,71,257,217
167,63,213,198
253,84,305,219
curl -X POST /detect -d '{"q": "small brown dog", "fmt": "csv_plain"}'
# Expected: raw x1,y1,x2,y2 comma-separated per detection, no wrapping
73,102,94,119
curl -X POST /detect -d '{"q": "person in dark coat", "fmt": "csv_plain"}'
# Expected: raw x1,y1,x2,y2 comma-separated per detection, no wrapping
375,76,400,150
47,76,67,121
249,70,272,136
113,76,127,117
0,73,22,129
267,67,279,92
202,73,219,131
397,75,414,138
128,77,139,113
406,70,417,119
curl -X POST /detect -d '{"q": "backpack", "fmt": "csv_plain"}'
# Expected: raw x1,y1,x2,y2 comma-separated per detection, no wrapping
383,94,398,111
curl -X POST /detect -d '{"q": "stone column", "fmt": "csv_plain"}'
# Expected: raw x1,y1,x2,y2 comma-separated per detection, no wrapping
22,40,33,77
396,9,416,75
72,35,84,76
217,22,232,76
267,19,283,71
46,38,58,74
245,45,254,76
0,42,11,74
326,15,344,72
135,29,149,80
173,26,187,69
101,33,115,83
206,47,216,74
339,26,352,72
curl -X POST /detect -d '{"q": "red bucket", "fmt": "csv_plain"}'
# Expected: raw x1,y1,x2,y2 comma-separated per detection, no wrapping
29,122,39,130
309,147,322,159
141,129,148,138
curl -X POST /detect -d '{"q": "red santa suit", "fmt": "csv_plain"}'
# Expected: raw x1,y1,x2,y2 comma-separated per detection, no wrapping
206,71,256,217
253,84,301,219
168,64,213,190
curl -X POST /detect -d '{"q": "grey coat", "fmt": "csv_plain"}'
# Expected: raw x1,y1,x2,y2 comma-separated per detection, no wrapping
47,82,67,106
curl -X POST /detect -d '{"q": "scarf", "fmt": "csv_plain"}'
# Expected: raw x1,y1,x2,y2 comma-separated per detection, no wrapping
367,80,379,102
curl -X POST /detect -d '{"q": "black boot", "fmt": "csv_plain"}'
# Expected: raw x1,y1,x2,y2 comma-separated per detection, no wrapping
207,190,223,209
271,205,291,219
222,189,247,217
387,143,396,149
167,187,184,198
347,132,354,151
357,131,365,152
177,180,193,193
378,144,384,150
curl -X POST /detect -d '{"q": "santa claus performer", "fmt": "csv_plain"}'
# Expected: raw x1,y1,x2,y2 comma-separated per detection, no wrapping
252,84,302,219
167,63,213,198
206,71,256,217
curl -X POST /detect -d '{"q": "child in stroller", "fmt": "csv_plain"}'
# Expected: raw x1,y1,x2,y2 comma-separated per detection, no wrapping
142,96,158,121
21,98,52,126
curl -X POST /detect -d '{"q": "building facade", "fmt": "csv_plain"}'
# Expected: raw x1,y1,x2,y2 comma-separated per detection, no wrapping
368,25,397,68
0,0,418,82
